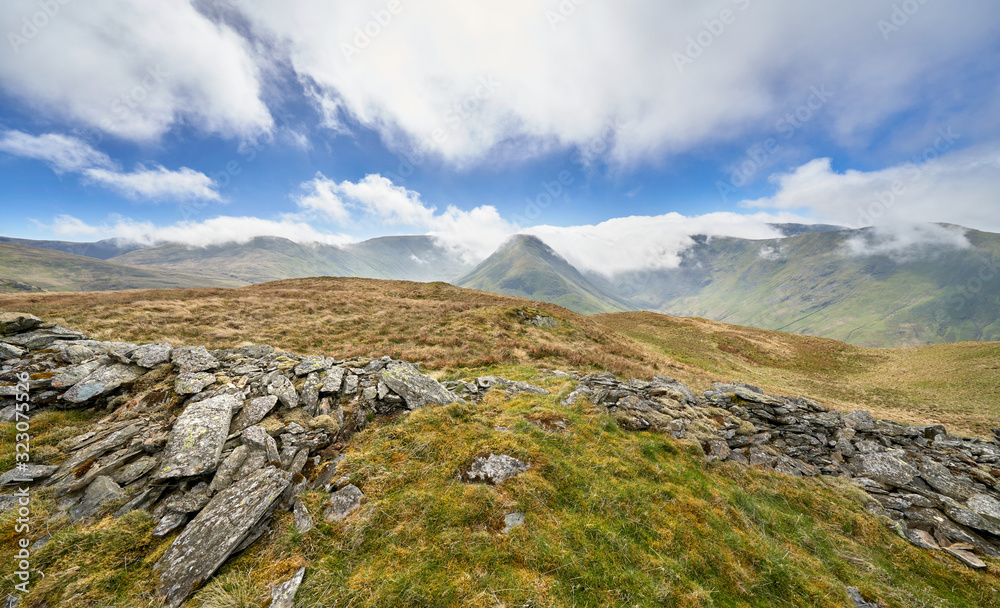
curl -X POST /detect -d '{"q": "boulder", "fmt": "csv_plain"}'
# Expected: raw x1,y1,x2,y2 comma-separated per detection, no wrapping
155,468,291,608
0,343,26,360
61,363,145,404
231,395,279,434
174,372,217,395
69,476,122,521
268,374,299,409
851,452,917,488
461,454,529,485
381,361,461,409
155,394,237,480
132,343,173,368
170,346,218,373
0,312,42,336
0,464,58,486
323,484,364,522
321,367,345,393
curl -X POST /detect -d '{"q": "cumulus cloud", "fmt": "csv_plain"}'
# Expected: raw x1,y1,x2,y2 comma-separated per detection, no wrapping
0,130,114,173
293,173,517,261
233,0,1000,166
0,0,272,141
743,144,1000,233
83,165,222,202
843,223,972,260
46,214,353,247
525,212,801,276
0,130,222,202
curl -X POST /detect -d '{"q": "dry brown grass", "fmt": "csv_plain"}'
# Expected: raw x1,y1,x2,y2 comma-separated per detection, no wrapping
2,277,997,437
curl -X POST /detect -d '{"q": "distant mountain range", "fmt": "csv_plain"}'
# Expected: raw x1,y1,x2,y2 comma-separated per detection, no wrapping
2,223,997,347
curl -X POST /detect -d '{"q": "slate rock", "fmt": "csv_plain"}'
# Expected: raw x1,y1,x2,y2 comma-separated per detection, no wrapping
321,366,345,393
269,374,299,408
0,464,58,486
943,546,988,569
210,445,250,493
381,361,461,409
242,426,281,463
111,456,158,486
170,346,218,373
231,395,278,434
844,410,877,432
324,484,364,522
155,394,237,480
846,587,882,608
851,452,917,488
175,372,217,395
0,312,42,336
61,363,144,403
133,343,173,368
3,326,85,349
152,512,188,537
0,343,26,360
462,454,529,485
475,376,549,396
69,475,122,521
503,511,525,533
295,355,330,376
919,460,974,500
50,357,110,390
293,499,314,533
300,372,322,415
270,567,306,608
155,468,291,608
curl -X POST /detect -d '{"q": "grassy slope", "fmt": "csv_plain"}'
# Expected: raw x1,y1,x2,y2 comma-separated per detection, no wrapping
643,228,1000,347
456,235,633,315
0,242,243,292
0,279,998,607
2,277,997,437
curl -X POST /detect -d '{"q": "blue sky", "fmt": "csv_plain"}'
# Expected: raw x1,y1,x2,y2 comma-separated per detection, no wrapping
1,0,999,269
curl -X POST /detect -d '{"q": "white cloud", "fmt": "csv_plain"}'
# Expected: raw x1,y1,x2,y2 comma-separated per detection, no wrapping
843,224,971,260
293,173,517,261
46,214,353,247
0,0,272,142
233,0,1000,166
0,130,221,202
83,164,222,202
0,130,113,172
743,144,1000,232
525,212,801,276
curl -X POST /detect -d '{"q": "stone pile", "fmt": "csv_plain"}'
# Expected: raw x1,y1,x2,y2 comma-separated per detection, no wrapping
565,372,1000,570
0,313,466,607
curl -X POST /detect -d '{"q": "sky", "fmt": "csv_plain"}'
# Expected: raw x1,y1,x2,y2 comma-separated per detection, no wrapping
1,0,999,273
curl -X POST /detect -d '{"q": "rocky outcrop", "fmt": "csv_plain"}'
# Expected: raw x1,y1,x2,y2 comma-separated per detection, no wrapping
562,373,1000,568
0,314,464,606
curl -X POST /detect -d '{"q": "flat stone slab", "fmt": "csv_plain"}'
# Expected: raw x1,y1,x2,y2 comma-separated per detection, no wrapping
69,475,122,521
133,343,173,368
0,464,58,486
155,394,237,480
231,395,278,434
170,346,218,373
0,343,26,360
851,452,917,488
61,363,145,403
155,468,291,607
381,361,460,409
175,372,217,395
3,326,85,349
0,312,42,336
461,454,529,485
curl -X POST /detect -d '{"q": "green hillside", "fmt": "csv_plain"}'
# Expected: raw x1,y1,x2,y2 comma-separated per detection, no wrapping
110,235,474,284
0,242,242,292
611,227,1000,347
455,235,634,315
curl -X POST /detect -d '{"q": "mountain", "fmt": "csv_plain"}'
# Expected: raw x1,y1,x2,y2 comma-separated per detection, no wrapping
455,234,634,315
607,225,1000,347
0,236,144,259
109,235,474,284
0,241,242,292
